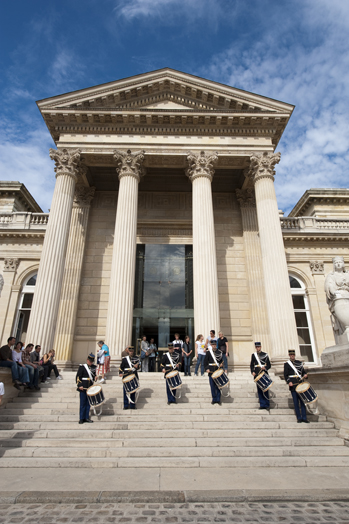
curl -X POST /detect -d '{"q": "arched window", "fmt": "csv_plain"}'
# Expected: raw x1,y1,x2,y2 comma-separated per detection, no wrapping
14,273,37,343
289,275,317,363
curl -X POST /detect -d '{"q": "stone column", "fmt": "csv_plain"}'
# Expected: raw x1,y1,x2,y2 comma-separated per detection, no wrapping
246,152,299,365
105,149,145,357
236,188,270,351
54,185,95,365
186,151,220,338
0,259,20,345
26,148,81,351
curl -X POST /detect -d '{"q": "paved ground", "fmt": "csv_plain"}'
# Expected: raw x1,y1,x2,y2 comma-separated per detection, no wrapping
0,501,349,523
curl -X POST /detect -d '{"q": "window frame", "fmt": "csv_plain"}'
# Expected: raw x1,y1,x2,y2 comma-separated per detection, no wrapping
14,272,37,343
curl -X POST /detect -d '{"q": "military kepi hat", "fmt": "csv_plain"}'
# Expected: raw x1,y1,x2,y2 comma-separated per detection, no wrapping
254,342,261,347
288,349,296,355
87,352,95,361
168,343,173,348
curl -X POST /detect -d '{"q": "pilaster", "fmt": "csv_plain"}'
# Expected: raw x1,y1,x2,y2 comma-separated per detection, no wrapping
0,259,20,345
236,188,270,351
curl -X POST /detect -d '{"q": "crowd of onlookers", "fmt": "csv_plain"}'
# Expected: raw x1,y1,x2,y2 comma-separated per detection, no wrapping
135,329,229,375
0,336,62,400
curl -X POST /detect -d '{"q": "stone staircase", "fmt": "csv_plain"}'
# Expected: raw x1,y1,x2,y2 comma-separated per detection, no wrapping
0,369,348,471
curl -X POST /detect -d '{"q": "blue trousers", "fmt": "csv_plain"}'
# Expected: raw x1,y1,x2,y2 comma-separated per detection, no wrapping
79,390,90,421
291,390,307,421
26,365,39,387
209,375,221,403
166,380,177,403
257,386,270,408
195,354,205,376
123,387,136,409
183,356,191,375
17,366,29,384
0,361,19,382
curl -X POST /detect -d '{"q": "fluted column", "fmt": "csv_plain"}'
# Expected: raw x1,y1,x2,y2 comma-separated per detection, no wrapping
105,149,145,357
26,148,81,350
246,152,299,365
236,188,270,351
54,185,95,364
186,151,220,337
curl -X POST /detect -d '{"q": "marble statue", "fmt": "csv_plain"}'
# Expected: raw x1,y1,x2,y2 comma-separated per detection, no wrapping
324,256,349,343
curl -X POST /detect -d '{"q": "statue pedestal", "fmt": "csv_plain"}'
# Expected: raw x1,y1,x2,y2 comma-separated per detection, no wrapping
321,342,349,368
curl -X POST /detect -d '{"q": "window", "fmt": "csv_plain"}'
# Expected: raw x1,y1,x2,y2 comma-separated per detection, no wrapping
289,275,317,363
14,273,37,343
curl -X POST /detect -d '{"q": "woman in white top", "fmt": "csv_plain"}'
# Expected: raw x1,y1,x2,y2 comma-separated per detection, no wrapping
12,342,30,386
194,334,206,377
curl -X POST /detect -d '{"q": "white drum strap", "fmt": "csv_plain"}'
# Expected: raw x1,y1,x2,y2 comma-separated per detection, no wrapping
167,352,176,369
84,364,93,382
254,352,263,368
126,356,133,370
287,360,302,378
209,348,219,367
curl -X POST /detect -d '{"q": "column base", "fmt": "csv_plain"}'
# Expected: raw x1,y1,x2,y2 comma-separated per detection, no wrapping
55,360,74,370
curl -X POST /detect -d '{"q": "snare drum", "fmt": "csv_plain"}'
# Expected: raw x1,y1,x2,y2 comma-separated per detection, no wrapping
166,370,182,390
122,373,140,394
211,368,230,389
295,382,318,404
86,384,105,407
254,371,274,392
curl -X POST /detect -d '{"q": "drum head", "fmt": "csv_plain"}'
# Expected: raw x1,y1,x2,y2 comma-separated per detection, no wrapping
167,370,178,379
87,385,102,396
212,369,224,379
295,382,310,393
123,373,136,383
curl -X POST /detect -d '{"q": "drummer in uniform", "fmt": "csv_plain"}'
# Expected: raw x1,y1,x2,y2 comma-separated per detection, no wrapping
161,343,181,405
76,353,97,424
250,342,271,410
119,346,139,410
284,349,309,423
204,340,223,405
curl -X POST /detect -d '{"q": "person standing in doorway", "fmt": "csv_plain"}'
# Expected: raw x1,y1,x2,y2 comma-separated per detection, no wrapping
182,335,192,376
141,336,150,372
148,338,157,372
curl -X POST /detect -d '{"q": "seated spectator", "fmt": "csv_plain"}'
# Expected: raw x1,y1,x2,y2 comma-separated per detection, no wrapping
12,342,30,387
43,349,62,380
0,336,22,389
0,381,4,404
30,345,48,383
22,343,40,391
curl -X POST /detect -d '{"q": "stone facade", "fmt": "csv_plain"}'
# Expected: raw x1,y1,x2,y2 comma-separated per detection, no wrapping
0,69,348,370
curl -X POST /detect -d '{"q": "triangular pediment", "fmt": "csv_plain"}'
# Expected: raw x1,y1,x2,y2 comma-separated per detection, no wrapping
37,68,294,115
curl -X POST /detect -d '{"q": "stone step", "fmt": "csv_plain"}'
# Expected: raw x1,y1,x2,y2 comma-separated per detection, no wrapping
0,455,348,468
0,420,334,431
0,413,327,423
0,436,343,449
2,445,348,459
0,428,339,439
13,389,292,398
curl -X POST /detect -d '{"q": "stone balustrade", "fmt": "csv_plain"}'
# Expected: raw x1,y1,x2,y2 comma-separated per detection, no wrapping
0,212,49,229
281,216,349,232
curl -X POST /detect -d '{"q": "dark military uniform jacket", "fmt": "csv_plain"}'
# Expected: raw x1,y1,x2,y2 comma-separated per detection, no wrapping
161,352,181,377
250,351,271,376
76,363,96,391
119,356,139,379
284,360,306,391
204,349,223,376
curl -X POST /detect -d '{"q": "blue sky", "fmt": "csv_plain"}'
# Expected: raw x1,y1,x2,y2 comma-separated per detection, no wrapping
0,0,348,213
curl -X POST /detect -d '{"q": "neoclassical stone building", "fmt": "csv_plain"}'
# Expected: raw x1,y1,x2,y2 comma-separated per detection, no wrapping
1,69,348,369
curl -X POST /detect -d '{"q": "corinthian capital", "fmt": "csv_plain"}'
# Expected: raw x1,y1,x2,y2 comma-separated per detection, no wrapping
73,185,96,207
186,151,218,182
246,151,281,184
236,188,256,208
113,149,145,181
49,148,81,180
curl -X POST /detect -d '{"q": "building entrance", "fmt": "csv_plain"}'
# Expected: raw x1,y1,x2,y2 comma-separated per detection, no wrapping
132,244,194,356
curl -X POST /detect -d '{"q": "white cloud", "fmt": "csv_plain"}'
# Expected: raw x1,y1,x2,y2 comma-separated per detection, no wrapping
0,128,56,212
202,0,349,214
